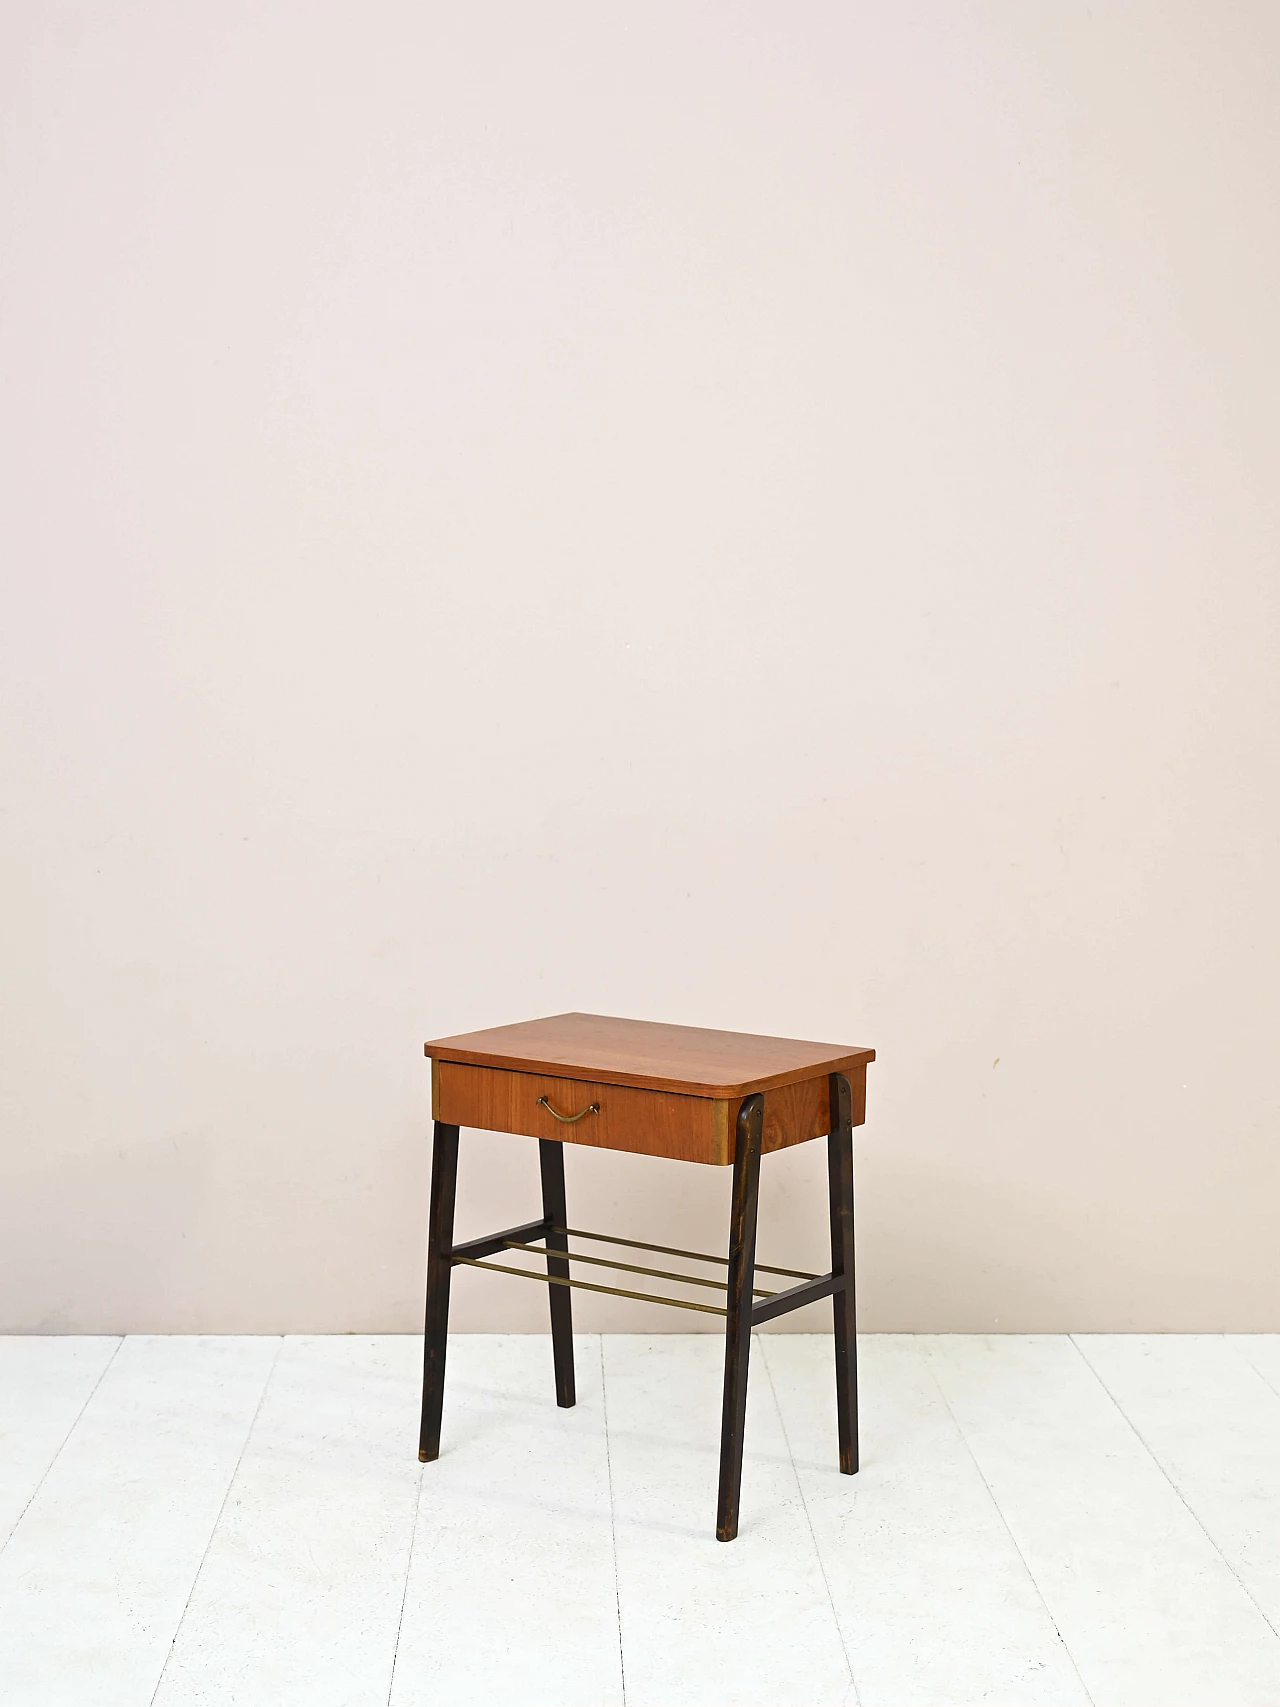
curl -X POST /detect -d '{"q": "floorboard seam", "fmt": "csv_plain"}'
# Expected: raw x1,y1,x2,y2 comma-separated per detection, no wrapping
757,1334,860,1707
146,1334,285,1707
1068,1333,1280,1648
385,1453,425,1705
1227,1337,1280,1402
918,1339,1098,1707
599,1334,627,1707
0,1334,124,1561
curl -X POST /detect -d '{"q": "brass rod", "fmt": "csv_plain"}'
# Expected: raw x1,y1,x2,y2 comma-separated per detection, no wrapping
501,1239,776,1299
452,1256,728,1316
557,1226,818,1283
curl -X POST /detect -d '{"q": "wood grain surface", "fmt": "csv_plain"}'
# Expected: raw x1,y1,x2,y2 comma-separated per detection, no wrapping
424,1012,875,1098
434,1061,732,1164
433,1060,867,1165
741,1074,831,1156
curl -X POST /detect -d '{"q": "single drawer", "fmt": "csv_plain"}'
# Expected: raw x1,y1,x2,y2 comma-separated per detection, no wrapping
431,1060,864,1165
433,1060,731,1164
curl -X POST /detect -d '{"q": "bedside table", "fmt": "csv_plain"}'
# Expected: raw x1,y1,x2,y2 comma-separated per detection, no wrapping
419,1012,874,1541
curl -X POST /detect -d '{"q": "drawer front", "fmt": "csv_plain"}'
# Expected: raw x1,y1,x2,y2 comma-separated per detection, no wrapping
432,1060,868,1165
434,1061,731,1165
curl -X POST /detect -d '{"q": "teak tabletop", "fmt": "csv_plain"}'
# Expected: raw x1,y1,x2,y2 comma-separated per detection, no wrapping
423,1011,875,1098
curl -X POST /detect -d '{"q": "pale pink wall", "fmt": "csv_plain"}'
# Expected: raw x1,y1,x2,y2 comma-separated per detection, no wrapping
2,2,1277,1332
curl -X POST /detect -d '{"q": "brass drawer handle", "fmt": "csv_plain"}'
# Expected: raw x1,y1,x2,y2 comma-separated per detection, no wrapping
537,1095,600,1124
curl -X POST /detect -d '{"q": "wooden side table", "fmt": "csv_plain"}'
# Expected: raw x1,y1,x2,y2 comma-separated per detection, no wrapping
418,1012,875,1542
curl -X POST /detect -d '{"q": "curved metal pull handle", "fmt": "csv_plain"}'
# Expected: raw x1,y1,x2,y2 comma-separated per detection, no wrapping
537,1095,600,1124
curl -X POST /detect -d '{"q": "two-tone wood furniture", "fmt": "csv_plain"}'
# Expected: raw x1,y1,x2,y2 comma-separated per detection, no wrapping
419,1012,875,1541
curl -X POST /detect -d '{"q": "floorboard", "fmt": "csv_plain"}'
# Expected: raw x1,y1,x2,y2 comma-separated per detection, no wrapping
0,1336,278,1707
4,1334,1280,1707
922,1334,1280,1707
761,1334,1089,1707
604,1334,854,1707
153,1336,423,1707
390,1334,623,1707
0,1336,120,1549
1232,1335,1280,1400
1075,1334,1280,1641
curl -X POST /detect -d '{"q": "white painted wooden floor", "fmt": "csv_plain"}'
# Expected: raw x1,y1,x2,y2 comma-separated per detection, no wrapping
2,1336,1280,1706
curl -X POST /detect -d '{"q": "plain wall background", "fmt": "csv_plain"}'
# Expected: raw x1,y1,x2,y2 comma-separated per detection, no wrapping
2,1,1277,1334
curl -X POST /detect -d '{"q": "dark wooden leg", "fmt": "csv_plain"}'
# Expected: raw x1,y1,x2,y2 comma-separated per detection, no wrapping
828,1073,859,1474
716,1093,764,1542
538,1137,576,1407
418,1120,460,1462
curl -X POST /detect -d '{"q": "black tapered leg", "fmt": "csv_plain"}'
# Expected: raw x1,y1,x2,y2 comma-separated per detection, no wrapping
418,1120,460,1462
828,1073,859,1474
716,1093,764,1542
538,1137,576,1407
